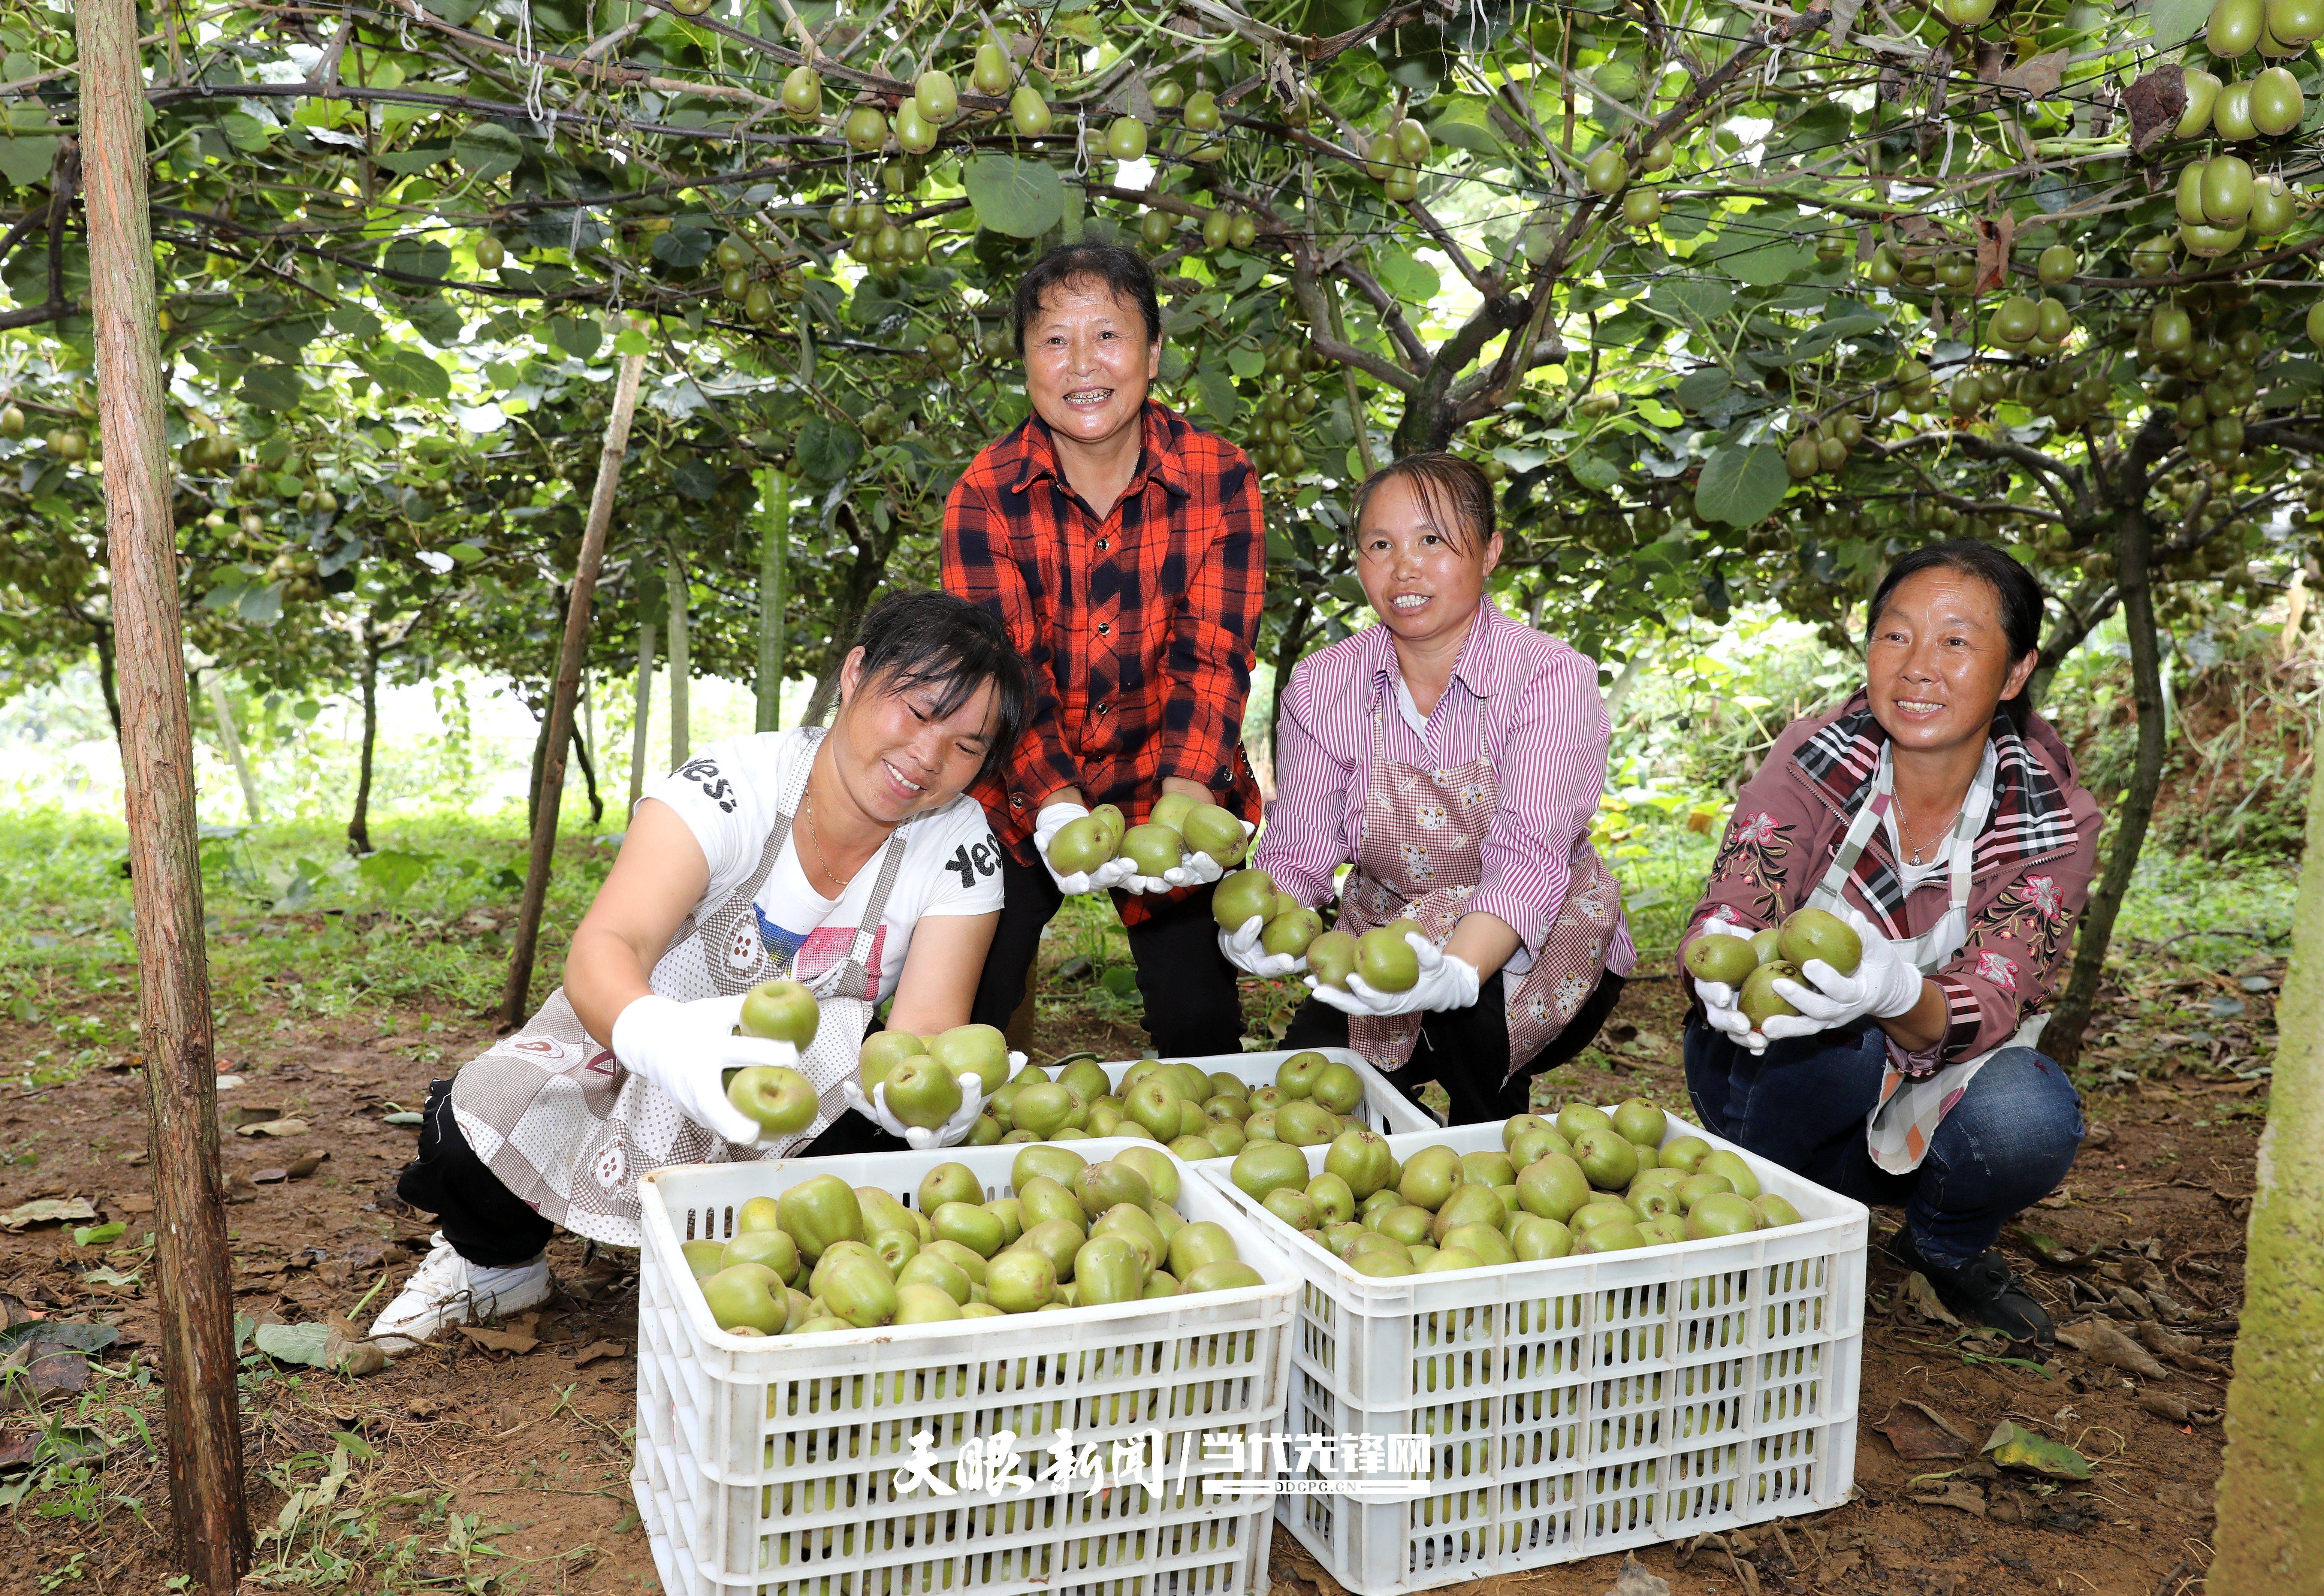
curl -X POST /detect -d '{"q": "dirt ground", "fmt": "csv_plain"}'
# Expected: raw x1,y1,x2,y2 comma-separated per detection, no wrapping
0,947,2254,1596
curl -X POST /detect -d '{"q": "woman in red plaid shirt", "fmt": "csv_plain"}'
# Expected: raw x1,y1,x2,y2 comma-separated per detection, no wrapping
942,241,1263,1057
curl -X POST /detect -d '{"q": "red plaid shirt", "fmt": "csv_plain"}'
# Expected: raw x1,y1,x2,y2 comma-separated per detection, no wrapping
942,401,1264,920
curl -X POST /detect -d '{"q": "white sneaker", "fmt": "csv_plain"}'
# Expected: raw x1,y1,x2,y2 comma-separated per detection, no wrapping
369,1232,553,1353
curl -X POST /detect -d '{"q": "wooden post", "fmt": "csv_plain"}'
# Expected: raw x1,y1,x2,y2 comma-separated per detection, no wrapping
756,468,788,733
628,619,655,809
499,351,648,1029
205,676,263,823
668,552,691,767
76,1,250,1588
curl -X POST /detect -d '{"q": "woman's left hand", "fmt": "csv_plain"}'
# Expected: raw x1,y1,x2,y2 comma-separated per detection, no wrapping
1308,930,1480,1018
1765,907,1925,1038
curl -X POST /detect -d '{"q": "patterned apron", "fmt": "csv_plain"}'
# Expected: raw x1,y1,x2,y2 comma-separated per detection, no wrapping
449,727,904,1247
1805,742,2046,1174
1337,704,1624,1083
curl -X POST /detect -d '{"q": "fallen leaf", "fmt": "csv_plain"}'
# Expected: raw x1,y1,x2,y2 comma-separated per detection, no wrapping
2082,1120,2115,1150
1873,1401,1971,1460
254,1322,333,1368
1908,1479,1988,1516
2121,66,2186,154
1899,1272,1963,1327
2037,1189,2073,1209
0,1427,33,1470
0,1322,117,1355
2139,1390,2222,1425
236,1118,310,1138
323,1326,388,1376
0,1197,98,1233
69,1222,125,1249
571,1339,628,1367
2056,1316,2170,1380
2136,1322,2229,1374
106,1193,154,1215
26,1349,88,1395
1983,1419,2093,1480
1974,212,2016,293
252,1169,289,1185
1597,1553,1670,1596
286,1151,329,1180
380,1111,425,1127
226,1104,285,1126
2017,1230,2080,1268
458,1325,540,1355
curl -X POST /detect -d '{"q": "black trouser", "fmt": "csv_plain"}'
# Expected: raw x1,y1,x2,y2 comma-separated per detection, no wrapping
1282,971,1626,1126
397,1079,557,1268
970,847,1245,1059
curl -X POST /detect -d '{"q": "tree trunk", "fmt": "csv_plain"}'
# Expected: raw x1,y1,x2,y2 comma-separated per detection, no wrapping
347,630,380,856
525,694,552,839
628,620,655,809
2026,579,2121,710
757,469,788,734
500,351,646,1029
571,720,603,827
667,555,691,767
92,618,121,736
77,3,250,1586
2209,740,2324,1586
2046,509,2166,1066
205,676,263,823
1273,593,1314,696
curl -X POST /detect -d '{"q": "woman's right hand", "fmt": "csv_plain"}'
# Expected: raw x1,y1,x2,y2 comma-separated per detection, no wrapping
1219,914,1306,977
610,993,800,1145
1688,921,1768,1055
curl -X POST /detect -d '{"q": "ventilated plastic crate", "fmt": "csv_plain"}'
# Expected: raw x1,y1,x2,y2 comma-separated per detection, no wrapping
1195,1111,1868,1594
1092,1048,1437,1137
632,1139,1298,1596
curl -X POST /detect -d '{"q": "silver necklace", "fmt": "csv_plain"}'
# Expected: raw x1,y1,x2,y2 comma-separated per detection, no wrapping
1897,796,1963,866
797,791,858,896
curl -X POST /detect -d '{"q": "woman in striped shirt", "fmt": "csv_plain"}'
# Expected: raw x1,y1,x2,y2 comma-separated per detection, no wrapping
1234,453,1636,1123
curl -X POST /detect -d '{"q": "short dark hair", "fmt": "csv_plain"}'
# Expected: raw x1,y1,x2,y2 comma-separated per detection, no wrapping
1350,452,1497,558
1866,539,2045,727
849,589,1032,779
1011,241,1162,353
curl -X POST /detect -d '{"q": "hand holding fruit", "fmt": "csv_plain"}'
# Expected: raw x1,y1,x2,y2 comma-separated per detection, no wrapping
1762,905,1925,1039
610,991,803,1147
1219,913,1306,978
1116,794,1252,896
1682,917,1766,1054
1034,800,1136,896
842,1067,987,1150
1307,928,1480,1018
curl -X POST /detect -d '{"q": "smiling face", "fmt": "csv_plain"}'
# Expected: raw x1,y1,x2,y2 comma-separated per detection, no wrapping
825,649,1003,827
1021,277,1162,452
1865,567,2038,757
1353,474,1503,649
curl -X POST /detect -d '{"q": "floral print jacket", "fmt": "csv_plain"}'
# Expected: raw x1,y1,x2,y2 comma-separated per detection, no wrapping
1681,692,2103,1076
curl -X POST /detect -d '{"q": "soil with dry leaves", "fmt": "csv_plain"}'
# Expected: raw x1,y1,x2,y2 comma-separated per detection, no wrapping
0,950,2256,1596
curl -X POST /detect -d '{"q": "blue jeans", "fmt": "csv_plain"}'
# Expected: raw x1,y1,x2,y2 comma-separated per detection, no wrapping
1681,1019,2084,1267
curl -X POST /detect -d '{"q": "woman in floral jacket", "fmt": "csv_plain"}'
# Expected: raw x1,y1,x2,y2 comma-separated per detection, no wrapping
1679,541,2100,1346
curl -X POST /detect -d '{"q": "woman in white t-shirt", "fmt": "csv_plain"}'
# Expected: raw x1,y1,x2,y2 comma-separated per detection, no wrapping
370,591,1032,1351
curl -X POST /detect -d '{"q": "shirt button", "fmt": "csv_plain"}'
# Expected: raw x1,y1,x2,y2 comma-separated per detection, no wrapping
1096,622,1111,637
1097,538,1110,552
1096,703,1109,715
1011,793,1026,809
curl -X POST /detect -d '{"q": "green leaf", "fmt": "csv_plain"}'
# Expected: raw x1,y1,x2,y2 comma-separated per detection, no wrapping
2146,0,2210,53
358,346,452,402
451,122,525,180
0,135,57,188
614,327,651,357
1673,367,1736,412
1227,346,1265,380
797,415,863,481
1983,1420,2092,1479
239,364,304,412
1693,442,1789,527
1724,239,1816,288
547,314,603,360
71,1222,126,1249
238,583,284,626
1789,313,1886,361
1194,363,1240,425
357,849,432,902
1373,247,1440,304
963,156,1066,239
1649,277,1733,328
444,542,486,565
673,459,720,501
253,1321,333,1369
1424,98,1505,156
1568,450,1623,493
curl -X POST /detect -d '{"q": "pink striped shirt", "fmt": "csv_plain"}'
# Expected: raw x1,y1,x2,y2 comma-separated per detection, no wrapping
1254,598,1637,975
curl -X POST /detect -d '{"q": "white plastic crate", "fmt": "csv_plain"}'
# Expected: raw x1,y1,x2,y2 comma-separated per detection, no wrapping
1194,1111,1869,1595
1086,1048,1437,1137
631,1139,1299,1596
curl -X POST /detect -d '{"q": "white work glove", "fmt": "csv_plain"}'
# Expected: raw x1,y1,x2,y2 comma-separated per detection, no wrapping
1763,906,1927,1040
1120,817,1253,896
610,993,799,1147
1220,914,1306,978
1688,918,1766,1056
1035,801,1135,896
840,1072,988,1150
1306,930,1480,1018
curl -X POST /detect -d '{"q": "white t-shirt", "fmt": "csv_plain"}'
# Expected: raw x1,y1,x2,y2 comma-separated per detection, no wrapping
647,730,1003,1004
